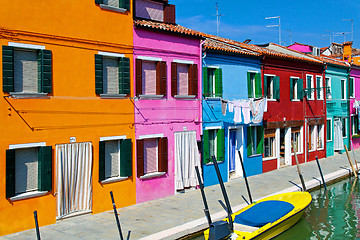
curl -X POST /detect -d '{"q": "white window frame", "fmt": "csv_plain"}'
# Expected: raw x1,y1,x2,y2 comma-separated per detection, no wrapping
207,68,216,98
140,138,166,179
325,77,332,99
208,129,218,159
290,76,299,101
138,58,164,99
327,118,333,142
264,74,276,101
308,125,316,152
291,126,303,155
174,62,195,99
350,77,355,98
317,124,324,150
264,135,276,159
316,76,323,100
342,117,347,138
99,1,128,13
341,78,347,100
306,74,315,100
351,114,357,135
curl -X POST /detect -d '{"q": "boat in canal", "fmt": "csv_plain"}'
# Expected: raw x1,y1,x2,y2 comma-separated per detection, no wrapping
203,191,312,240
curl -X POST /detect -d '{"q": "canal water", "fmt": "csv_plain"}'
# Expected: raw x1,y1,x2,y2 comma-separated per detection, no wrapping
190,177,360,239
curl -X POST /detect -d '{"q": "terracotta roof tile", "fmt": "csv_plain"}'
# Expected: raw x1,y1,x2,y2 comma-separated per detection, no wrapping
318,55,350,67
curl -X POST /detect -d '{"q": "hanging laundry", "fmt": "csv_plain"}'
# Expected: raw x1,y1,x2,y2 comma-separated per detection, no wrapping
250,98,266,124
334,120,344,151
221,99,228,116
264,98,268,112
234,101,251,124
228,101,234,113
233,100,242,123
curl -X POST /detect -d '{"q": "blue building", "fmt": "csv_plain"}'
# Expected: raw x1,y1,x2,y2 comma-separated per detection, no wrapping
201,36,264,187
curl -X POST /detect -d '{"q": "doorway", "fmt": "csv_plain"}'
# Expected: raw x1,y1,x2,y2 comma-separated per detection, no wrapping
334,118,344,152
229,127,244,179
279,128,291,167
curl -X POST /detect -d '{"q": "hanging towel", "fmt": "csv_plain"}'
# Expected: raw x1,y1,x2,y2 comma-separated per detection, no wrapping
239,101,251,124
228,101,234,112
221,99,228,116
334,120,344,151
250,98,266,124
264,98,268,112
234,100,242,123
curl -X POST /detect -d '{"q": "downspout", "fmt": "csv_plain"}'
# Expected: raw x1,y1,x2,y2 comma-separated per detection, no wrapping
323,63,328,155
200,39,205,174
347,66,351,150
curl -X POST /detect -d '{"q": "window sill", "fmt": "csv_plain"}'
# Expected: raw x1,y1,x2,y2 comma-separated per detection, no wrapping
263,156,277,161
9,93,49,99
99,4,127,13
327,140,332,142
308,149,316,152
267,99,278,102
291,99,301,102
317,148,324,151
205,97,221,100
10,191,47,201
139,95,164,99
291,152,303,156
248,154,262,158
100,94,127,99
101,176,129,184
140,172,166,179
205,160,224,166
174,95,196,99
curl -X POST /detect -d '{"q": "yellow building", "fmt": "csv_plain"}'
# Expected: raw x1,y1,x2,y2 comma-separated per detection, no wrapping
0,0,135,235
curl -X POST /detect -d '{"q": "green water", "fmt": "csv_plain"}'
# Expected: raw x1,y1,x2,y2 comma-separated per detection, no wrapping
190,178,360,240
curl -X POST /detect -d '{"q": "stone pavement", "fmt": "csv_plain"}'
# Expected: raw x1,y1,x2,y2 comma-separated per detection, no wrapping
2,149,360,240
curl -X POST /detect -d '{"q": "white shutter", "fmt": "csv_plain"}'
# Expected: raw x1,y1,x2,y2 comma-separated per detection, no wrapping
105,140,120,178
177,64,189,95
14,50,38,93
15,148,38,194
103,57,119,94
142,61,157,95
143,139,158,174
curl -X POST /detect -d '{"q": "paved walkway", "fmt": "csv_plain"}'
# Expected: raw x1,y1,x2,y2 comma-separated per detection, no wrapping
2,149,360,240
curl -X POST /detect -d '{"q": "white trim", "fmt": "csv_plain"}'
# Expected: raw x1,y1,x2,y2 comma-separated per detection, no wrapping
10,191,47,201
205,65,220,69
100,135,127,142
204,126,222,130
350,77,355,98
101,176,129,184
174,95,196,99
291,99,301,102
137,56,162,62
140,172,166,179
264,74,276,77
99,4,127,13
8,42,45,50
100,94,127,99
9,93,49,99
267,99,277,102
173,59,194,65
98,51,125,58
263,156,277,161
290,76,299,79
247,70,259,73
139,95,164,99
9,142,46,150
306,74,315,100
316,75,323,100
138,134,164,140
228,125,243,130
341,78,347,100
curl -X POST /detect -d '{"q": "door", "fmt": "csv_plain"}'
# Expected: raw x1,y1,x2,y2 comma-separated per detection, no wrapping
284,128,291,165
229,127,244,179
334,118,344,151
56,142,93,219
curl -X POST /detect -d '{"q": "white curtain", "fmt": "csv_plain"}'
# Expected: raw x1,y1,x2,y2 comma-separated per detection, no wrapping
56,142,93,218
174,131,200,190
334,120,344,150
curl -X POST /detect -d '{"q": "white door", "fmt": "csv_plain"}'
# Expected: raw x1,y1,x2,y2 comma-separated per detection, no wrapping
284,127,292,165
56,142,93,219
334,118,344,151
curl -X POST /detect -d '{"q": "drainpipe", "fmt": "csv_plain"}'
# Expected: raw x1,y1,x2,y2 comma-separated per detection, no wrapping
347,66,351,150
323,64,328,155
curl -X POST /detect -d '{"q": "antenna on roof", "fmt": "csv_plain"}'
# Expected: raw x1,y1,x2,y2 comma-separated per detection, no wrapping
216,2,223,36
342,19,353,42
286,30,292,45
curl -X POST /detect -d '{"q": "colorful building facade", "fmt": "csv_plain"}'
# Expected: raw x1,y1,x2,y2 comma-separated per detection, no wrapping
350,64,360,149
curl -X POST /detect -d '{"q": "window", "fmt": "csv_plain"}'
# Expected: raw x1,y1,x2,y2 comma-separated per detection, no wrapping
327,119,332,141
350,77,355,98
6,145,52,199
95,0,130,12
291,127,302,153
2,45,52,94
135,0,163,21
247,72,262,99
317,124,324,149
264,129,276,158
137,137,168,178
325,77,332,99
135,59,166,97
203,129,225,164
95,54,130,96
264,75,280,100
352,115,359,135
290,77,303,100
247,126,264,156
316,76,323,100
203,67,222,98
99,138,132,182
171,62,198,98
306,75,315,100
341,79,346,100
308,125,316,150
342,117,347,138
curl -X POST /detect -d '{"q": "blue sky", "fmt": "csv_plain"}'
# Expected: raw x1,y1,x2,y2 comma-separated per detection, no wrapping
171,0,360,48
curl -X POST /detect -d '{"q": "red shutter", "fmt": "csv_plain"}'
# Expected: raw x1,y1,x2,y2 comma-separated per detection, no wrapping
156,61,161,95
136,139,144,178
160,61,167,95
136,59,142,96
188,64,198,96
164,4,176,24
158,137,168,173
171,62,177,97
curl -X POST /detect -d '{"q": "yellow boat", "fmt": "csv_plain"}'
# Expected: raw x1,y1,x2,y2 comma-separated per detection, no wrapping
204,191,312,240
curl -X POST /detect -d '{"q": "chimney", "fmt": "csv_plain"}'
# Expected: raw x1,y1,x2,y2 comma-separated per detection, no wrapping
343,41,353,63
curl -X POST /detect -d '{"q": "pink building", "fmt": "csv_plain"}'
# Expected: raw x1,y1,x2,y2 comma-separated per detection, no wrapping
350,64,360,149
133,11,203,202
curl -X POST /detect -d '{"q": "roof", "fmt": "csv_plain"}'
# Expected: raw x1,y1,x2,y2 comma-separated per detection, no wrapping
134,19,204,38
287,42,314,48
319,55,350,67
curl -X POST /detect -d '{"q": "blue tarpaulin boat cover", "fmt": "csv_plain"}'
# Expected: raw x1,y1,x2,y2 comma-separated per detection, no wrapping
234,200,294,227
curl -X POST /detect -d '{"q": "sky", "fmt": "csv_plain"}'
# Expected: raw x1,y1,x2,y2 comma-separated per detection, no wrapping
171,0,360,48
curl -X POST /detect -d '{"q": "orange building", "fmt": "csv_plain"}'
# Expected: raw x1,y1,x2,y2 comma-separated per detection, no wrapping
0,0,135,236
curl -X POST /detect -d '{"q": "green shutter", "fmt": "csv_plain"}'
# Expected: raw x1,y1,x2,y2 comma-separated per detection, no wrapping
263,75,268,98
99,141,105,181
40,50,52,93
247,72,253,98
95,0,103,4
216,129,225,162
2,46,14,93
119,0,130,10
255,73,262,98
247,127,253,156
120,139,132,177
256,126,264,154
274,76,280,100
6,149,15,198
95,54,103,94
119,57,130,95
38,146,52,192
298,79,303,100
215,68,222,98
316,78,321,99
203,130,210,164
307,78,311,98
290,78,294,100
203,67,209,97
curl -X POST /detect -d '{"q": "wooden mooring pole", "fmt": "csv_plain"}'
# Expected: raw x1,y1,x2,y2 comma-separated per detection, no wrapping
315,156,327,190
344,145,358,178
110,191,124,240
292,141,306,191
33,211,41,240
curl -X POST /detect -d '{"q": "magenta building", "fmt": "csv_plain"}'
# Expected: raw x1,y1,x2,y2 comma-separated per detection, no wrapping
133,0,203,203
350,64,360,149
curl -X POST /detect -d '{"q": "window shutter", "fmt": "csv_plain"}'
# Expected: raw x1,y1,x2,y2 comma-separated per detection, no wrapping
307,78,311,98
171,62,177,96
119,0,130,11
99,141,106,181
188,64,198,96
158,137,168,172
159,61,167,95
298,79,303,100
203,130,210,164
156,61,161,95
316,78,320,99
2,46,14,93
38,146,52,191
119,57,130,95
216,129,225,162
215,68,222,98
202,67,209,97
247,72,253,98
39,50,52,93
136,59,142,96
164,4,176,24
120,139,132,177
290,78,294,100
95,0,103,4
274,76,280,100
256,126,264,154
136,140,144,178
263,75,268,98
6,149,16,198
95,54,103,94
350,78,354,98
247,127,253,156
255,73,262,98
